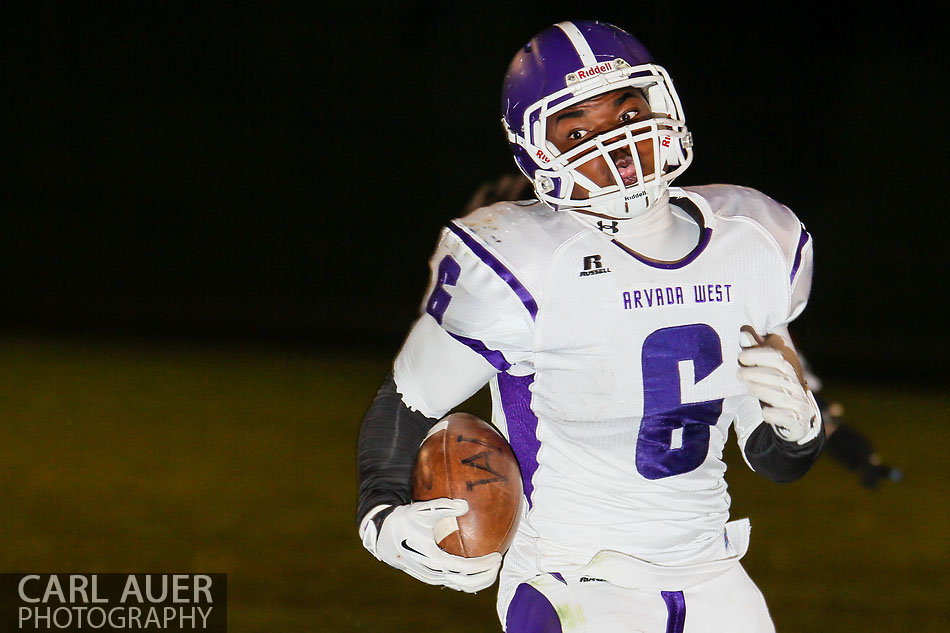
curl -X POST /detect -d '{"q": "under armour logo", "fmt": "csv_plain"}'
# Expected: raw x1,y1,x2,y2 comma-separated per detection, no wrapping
583,255,603,271
596,220,619,234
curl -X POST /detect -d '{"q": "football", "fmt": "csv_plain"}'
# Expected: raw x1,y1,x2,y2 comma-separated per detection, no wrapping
412,412,523,558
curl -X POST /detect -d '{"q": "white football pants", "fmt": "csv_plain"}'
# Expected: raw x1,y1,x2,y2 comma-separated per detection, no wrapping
500,562,775,633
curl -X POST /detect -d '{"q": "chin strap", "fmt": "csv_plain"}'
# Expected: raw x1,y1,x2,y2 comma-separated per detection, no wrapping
568,188,671,235
544,178,666,221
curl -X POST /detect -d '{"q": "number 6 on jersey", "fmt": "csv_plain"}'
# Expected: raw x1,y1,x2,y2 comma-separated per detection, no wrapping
637,324,724,480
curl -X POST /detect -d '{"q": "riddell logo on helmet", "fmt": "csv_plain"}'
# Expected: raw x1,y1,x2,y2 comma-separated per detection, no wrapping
565,59,629,86
577,61,612,79
535,149,551,163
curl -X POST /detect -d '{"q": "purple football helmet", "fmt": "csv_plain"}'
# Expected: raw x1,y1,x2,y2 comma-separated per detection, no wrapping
501,20,693,219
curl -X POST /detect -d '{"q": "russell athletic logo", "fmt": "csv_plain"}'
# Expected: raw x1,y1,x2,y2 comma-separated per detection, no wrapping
580,254,611,277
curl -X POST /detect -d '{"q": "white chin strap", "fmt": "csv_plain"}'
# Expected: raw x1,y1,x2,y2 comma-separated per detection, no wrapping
570,188,673,236
572,174,664,219
539,170,665,219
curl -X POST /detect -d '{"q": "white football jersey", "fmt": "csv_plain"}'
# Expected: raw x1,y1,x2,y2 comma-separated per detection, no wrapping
394,184,813,576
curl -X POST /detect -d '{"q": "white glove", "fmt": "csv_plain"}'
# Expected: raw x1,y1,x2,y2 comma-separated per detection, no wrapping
737,329,822,445
360,499,502,593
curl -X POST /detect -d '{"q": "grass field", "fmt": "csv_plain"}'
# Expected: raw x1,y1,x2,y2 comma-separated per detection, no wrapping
1,335,947,632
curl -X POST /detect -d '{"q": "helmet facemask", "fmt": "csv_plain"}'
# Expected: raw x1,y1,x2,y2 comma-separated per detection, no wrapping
507,64,693,220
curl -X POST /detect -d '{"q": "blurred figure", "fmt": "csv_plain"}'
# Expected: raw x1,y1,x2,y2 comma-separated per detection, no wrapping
822,400,903,489
800,361,903,489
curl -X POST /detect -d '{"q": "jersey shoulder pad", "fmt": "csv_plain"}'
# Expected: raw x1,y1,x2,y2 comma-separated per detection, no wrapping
683,184,810,270
682,184,813,323
423,202,549,371
451,200,586,291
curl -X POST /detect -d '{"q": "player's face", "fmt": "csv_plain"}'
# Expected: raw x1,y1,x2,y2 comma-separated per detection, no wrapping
546,89,655,198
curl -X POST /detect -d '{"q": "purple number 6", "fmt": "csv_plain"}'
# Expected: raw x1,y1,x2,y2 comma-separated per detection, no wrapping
636,324,724,480
425,256,461,324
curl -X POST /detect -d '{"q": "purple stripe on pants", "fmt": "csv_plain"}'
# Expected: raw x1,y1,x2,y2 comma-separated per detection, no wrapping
661,590,686,633
506,583,562,633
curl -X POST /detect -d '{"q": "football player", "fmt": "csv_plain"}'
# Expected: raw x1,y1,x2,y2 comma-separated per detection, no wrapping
358,20,825,631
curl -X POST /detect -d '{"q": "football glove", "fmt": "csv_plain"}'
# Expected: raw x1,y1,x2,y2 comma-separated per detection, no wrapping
360,499,502,593
737,326,822,445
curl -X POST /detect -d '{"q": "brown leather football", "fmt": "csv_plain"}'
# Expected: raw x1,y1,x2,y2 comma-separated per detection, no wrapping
412,412,523,558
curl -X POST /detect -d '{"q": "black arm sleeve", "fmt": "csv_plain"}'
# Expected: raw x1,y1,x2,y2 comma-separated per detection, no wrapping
744,422,825,483
356,371,438,527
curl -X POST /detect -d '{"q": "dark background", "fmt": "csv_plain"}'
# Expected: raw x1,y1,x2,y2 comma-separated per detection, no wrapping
2,2,946,383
